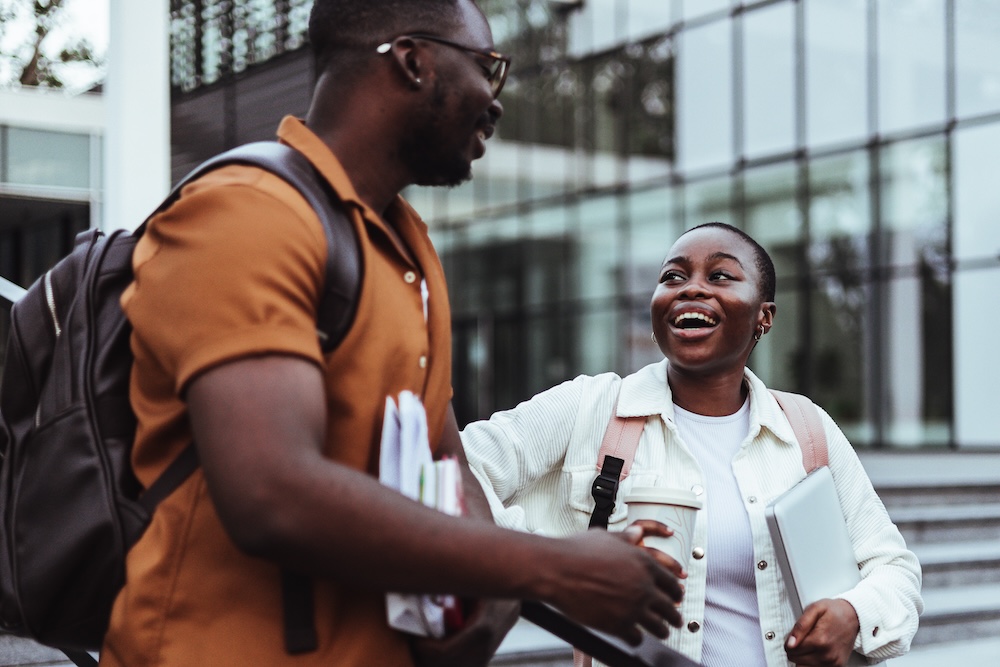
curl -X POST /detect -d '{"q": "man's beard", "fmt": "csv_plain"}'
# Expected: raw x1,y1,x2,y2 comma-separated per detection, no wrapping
399,82,474,187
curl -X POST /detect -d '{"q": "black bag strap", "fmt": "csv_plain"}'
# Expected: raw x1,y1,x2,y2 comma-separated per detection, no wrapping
152,142,362,353
61,648,98,667
119,142,362,658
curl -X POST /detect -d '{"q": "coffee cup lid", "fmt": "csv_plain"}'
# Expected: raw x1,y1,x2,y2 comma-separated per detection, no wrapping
624,486,703,509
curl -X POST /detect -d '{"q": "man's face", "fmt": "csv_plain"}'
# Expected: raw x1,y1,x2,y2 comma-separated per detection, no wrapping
399,0,503,187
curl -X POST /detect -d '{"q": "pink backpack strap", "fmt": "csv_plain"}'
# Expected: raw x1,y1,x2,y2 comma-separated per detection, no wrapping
769,389,829,472
588,396,645,531
595,409,646,480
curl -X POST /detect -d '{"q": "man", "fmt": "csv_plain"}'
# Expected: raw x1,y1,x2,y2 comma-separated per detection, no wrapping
100,1,684,665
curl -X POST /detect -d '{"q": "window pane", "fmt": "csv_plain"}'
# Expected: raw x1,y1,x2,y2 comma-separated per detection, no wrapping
627,187,681,372
680,0,730,23
684,176,732,229
575,195,620,302
877,0,947,134
678,20,733,172
878,138,951,447
808,152,873,444
953,123,1000,446
955,0,1000,118
743,163,801,391
805,0,868,147
7,128,90,189
743,2,795,158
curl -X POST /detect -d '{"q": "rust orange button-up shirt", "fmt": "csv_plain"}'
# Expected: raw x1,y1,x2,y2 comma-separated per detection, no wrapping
101,117,452,666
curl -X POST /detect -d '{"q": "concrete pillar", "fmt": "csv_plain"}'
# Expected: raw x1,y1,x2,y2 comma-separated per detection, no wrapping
103,0,170,232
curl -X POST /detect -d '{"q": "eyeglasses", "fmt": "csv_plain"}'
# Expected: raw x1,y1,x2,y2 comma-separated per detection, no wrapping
376,34,511,98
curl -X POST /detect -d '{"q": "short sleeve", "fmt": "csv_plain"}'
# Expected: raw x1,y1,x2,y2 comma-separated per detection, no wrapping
123,166,329,394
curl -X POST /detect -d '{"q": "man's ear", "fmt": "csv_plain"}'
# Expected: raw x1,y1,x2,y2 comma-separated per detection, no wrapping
384,37,424,89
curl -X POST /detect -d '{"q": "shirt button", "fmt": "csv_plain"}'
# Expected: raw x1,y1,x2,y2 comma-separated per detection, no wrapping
404,270,417,284
690,484,704,496
418,356,427,369
692,547,705,560
747,495,757,504
757,560,768,570
765,631,775,641
687,621,700,633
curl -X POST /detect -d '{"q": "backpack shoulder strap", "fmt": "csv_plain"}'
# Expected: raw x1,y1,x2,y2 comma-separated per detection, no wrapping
588,391,645,530
769,389,829,472
156,142,362,354
140,143,362,655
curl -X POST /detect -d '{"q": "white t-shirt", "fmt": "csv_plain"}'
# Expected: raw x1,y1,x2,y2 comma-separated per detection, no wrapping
675,398,767,667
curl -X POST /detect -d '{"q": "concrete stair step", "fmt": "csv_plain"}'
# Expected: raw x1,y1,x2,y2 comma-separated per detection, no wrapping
888,503,1000,543
891,635,1000,666
913,581,1000,645
911,539,1000,586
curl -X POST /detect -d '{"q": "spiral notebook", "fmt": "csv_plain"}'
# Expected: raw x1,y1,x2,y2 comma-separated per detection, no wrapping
766,466,885,667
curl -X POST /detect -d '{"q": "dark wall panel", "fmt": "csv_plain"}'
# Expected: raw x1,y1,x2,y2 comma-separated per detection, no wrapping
170,50,314,183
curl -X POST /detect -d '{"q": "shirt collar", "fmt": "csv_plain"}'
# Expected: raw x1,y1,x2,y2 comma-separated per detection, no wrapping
616,360,800,446
277,116,419,221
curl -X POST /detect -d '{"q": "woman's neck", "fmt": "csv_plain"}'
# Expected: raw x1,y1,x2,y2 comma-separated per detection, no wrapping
667,365,749,417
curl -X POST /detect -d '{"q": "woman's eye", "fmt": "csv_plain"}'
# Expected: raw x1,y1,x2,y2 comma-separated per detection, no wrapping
661,271,684,283
711,271,733,281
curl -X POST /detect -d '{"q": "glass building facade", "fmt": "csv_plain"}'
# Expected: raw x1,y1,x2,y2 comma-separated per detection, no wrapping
165,0,1000,450
395,0,1000,450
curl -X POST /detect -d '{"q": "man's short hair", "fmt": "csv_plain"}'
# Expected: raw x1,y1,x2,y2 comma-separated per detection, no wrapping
309,0,463,74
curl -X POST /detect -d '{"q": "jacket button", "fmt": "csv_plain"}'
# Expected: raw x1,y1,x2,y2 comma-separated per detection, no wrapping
765,631,775,641
873,626,879,637
687,621,700,633
757,560,767,570
747,495,757,504
692,547,705,560
690,484,704,496
404,270,417,284
418,355,427,369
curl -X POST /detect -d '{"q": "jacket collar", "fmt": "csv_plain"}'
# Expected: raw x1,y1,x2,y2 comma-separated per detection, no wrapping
617,360,799,447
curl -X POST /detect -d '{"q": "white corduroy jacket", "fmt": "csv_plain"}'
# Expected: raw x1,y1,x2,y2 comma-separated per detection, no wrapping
462,360,922,666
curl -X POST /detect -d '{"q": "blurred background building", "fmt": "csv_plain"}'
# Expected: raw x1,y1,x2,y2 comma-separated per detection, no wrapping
2,0,1000,665
169,0,1000,451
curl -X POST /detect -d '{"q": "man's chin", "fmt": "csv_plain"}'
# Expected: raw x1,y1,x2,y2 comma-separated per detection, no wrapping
415,166,473,188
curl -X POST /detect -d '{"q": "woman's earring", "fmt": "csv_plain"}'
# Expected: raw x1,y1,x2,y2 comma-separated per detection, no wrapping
753,325,764,342
651,332,657,344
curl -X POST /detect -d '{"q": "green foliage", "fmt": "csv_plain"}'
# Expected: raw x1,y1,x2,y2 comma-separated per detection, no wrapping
0,0,105,90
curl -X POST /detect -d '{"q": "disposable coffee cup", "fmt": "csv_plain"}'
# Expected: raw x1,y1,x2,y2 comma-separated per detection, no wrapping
624,486,702,569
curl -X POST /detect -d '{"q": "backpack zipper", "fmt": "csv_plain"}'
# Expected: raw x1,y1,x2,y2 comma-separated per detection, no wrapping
36,271,62,427
44,271,62,339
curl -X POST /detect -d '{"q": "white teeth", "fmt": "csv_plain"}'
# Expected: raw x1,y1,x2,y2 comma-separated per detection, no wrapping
673,312,717,326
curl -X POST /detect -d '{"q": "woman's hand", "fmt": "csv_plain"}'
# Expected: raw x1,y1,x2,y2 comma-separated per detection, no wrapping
784,598,860,666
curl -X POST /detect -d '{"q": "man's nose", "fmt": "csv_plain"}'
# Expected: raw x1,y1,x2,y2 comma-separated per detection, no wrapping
489,97,503,123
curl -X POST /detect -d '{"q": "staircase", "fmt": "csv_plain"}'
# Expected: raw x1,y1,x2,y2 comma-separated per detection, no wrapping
866,451,1000,666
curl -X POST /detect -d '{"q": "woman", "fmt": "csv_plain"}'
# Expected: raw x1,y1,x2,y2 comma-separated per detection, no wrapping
462,222,922,667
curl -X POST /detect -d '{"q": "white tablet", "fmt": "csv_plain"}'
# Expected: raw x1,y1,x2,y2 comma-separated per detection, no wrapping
766,467,882,667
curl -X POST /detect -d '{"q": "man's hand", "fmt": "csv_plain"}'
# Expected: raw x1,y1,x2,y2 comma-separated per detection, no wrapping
409,599,520,667
545,523,686,645
784,598,860,666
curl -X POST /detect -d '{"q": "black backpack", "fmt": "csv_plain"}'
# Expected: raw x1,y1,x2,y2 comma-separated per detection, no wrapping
0,142,361,664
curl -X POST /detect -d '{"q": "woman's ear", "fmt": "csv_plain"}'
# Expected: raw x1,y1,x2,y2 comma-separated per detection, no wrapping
760,302,777,334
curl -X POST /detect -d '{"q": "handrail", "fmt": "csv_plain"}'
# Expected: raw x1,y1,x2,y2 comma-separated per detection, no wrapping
0,276,26,306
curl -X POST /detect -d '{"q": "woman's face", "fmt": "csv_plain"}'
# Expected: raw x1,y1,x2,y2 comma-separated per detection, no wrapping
650,226,776,377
